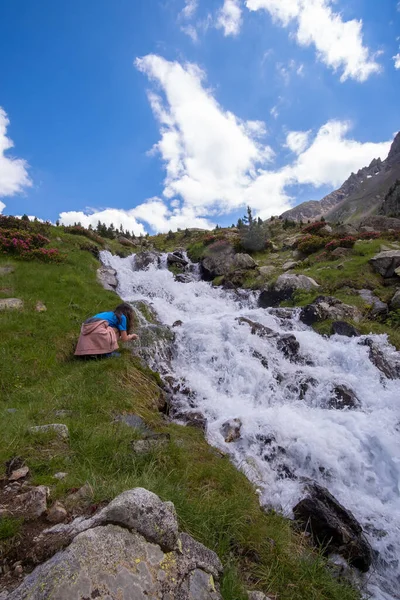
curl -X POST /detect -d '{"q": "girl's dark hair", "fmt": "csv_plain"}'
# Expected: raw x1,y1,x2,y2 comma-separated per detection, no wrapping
114,303,134,333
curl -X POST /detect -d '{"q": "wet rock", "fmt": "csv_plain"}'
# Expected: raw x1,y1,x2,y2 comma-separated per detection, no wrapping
237,317,275,338
369,250,400,278
359,289,388,317
0,298,23,311
131,433,170,454
362,338,400,379
96,266,117,291
173,410,207,431
47,501,67,524
134,250,161,271
0,265,14,276
300,296,361,326
9,466,29,481
293,483,372,572
276,334,300,361
390,289,400,310
331,321,360,337
269,307,297,320
4,486,49,520
29,423,69,440
173,320,183,327
35,301,47,312
252,350,268,369
329,386,360,410
221,419,242,443
167,252,189,267
175,274,192,283
259,274,319,308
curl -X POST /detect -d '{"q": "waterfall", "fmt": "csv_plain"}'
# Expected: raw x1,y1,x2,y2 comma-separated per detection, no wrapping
101,250,400,600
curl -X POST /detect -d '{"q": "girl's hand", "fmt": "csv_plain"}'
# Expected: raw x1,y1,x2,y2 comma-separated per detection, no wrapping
129,334,138,341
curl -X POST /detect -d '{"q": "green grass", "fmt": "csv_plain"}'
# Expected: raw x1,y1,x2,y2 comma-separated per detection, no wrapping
0,516,23,541
0,229,360,600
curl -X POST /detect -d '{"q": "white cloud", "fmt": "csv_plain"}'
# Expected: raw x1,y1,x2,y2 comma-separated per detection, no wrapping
0,107,32,198
246,0,381,82
60,56,391,230
393,53,400,69
286,130,311,154
270,105,279,119
181,24,199,42
181,0,198,19
59,201,214,234
289,120,391,188
216,0,242,36
277,59,304,84
0,201,5,214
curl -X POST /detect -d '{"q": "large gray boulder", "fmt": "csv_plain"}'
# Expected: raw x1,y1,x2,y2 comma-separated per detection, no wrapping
259,274,319,308
133,251,161,271
369,250,400,278
293,483,372,572
232,253,256,270
7,489,223,600
300,296,361,325
358,289,388,317
390,289,400,310
97,267,117,291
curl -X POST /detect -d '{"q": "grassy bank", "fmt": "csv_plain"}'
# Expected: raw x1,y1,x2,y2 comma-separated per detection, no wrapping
0,228,360,599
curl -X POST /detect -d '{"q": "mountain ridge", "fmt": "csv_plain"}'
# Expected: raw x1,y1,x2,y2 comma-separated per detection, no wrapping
281,132,400,223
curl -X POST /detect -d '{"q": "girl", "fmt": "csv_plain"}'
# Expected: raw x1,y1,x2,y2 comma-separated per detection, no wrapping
74,303,138,358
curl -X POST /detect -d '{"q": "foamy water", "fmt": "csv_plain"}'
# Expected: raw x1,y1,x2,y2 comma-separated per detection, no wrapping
102,251,400,600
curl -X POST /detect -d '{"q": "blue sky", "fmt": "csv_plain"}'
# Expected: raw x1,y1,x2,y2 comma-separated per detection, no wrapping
0,0,399,233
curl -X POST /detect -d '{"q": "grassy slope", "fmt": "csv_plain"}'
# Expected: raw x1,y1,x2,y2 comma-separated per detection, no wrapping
0,228,359,600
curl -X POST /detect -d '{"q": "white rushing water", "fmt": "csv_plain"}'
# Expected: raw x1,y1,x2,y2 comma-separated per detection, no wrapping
102,251,400,600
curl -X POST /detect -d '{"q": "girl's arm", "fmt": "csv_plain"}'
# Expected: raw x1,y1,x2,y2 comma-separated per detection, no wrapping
120,331,138,343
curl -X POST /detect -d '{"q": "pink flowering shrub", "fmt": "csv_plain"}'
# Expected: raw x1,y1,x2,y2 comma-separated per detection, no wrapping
0,229,64,262
63,225,104,244
301,221,327,235
297,235,326,255
325,236,356,251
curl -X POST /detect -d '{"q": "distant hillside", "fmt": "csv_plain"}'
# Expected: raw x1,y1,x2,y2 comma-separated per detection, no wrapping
281,131,400,223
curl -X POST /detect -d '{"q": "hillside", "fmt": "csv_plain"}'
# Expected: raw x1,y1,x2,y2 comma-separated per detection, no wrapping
281,131,400,223
0,217,365,600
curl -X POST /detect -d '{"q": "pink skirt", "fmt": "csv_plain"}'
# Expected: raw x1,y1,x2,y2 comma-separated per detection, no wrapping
74,319,119,356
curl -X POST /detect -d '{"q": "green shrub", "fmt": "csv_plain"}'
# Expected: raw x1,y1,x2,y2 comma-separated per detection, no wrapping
297,235,326,255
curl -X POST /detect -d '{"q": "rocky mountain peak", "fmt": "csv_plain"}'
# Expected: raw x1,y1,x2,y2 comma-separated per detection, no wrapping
387,131,400,166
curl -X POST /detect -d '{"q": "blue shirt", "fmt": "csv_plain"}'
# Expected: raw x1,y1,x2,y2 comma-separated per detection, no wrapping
94,311,127,332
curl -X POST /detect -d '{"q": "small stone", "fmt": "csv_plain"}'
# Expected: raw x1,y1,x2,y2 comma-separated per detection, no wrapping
247,592,273,600
131,434,170,454
9,466,30,481
35,301,47,312
11,485,49,519
65,483,93,508
172,320,183,327
282,260,299,271
0,298,23,311
14,565,23,576
53,472,68,480
47,501,67,524
114,414,153,435
0,265,14,276
329,386,360,410
29,423,69,440
258,265,275,278
6,408,17,414
390,289,400,310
